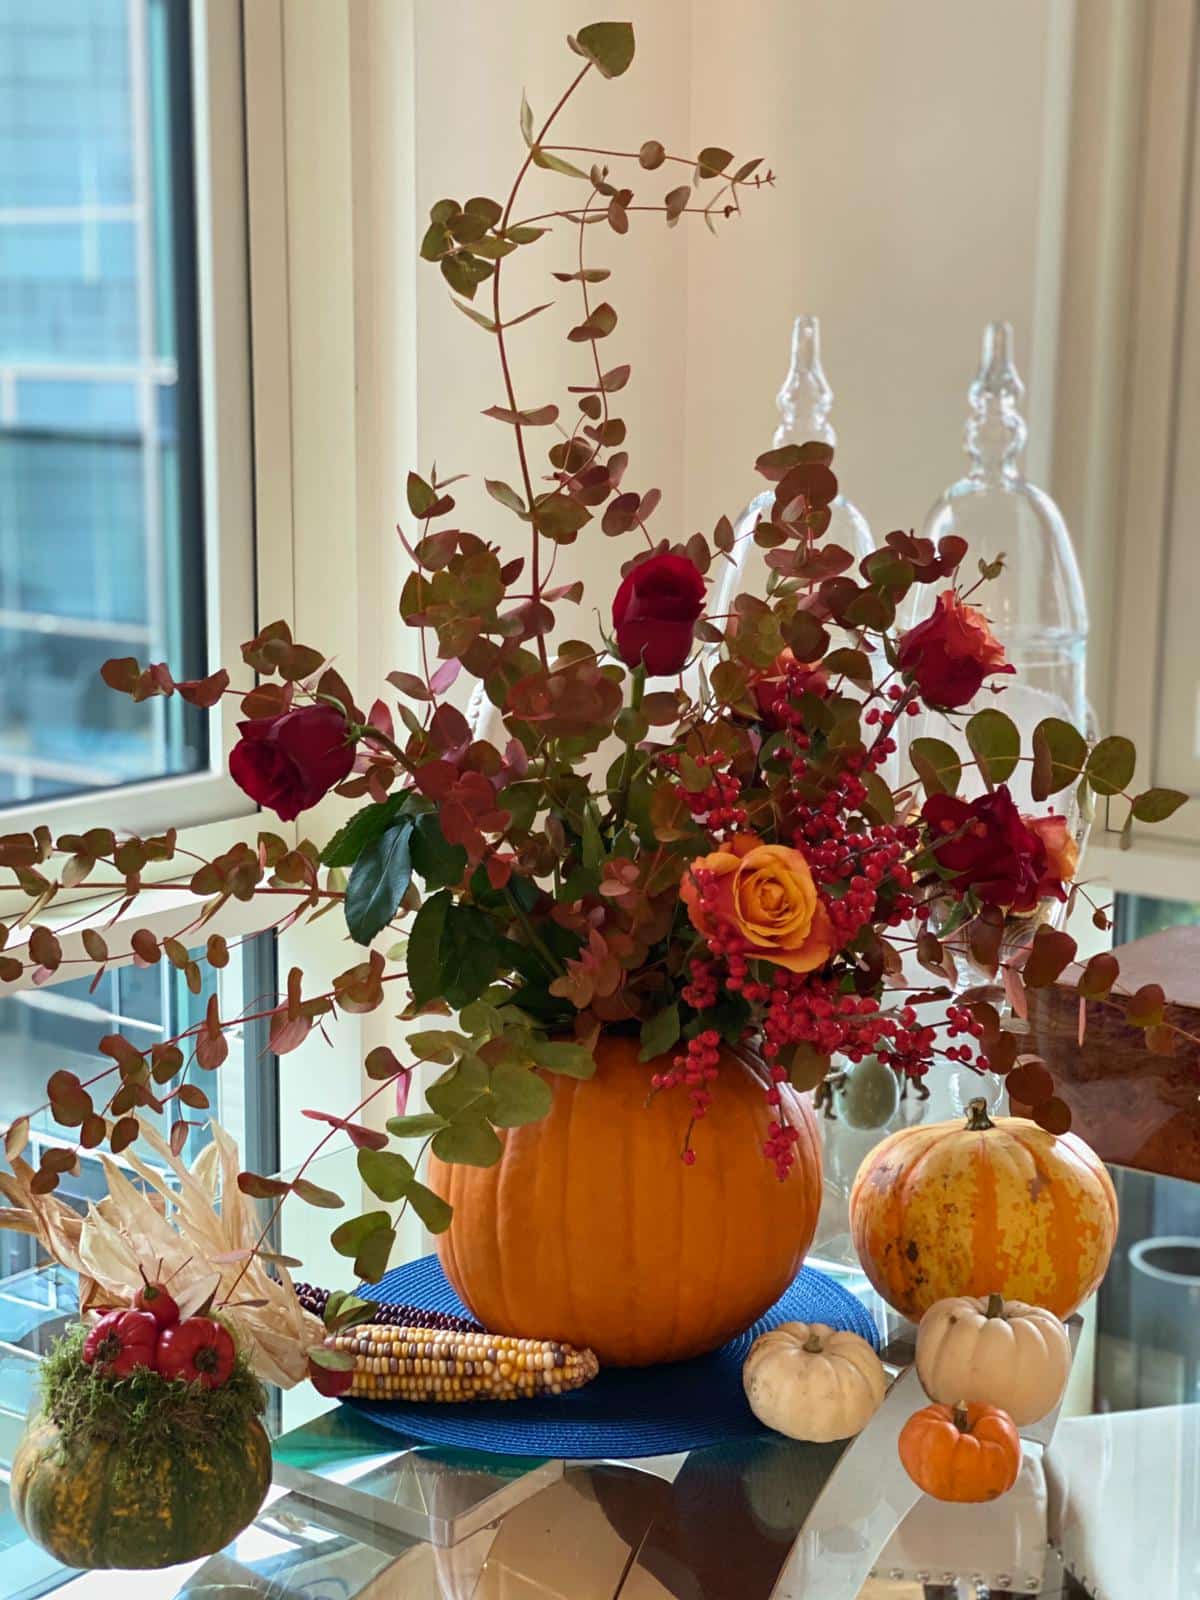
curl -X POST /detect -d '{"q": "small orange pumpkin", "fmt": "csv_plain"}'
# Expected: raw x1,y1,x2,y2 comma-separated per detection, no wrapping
849,1098,1117,1320
898,1400,1020,1502
429,1034,822,1366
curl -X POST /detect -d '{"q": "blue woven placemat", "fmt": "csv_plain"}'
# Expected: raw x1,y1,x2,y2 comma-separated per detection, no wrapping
345,1254,878,1459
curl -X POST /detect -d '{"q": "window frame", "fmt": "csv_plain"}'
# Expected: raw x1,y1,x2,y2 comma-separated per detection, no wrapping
1055,1,1200,898
0,0,259,840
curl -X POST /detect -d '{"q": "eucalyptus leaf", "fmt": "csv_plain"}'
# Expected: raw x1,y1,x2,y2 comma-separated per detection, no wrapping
357,1147,414,1203
331,1209,392,1259
407,1180,452,1234
387,1111,451,1138
355,1225,396,1283
569,20,636,78
1086,735,1137,797
965,708,1020,788
527,1039,596,1077
489,1060,553,1127
431,1117,503,1167
909,737,962,798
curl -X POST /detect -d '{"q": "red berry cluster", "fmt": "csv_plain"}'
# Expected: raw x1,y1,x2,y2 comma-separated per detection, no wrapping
657,674,976,1179
658,750,747,835
651,1028,721,1132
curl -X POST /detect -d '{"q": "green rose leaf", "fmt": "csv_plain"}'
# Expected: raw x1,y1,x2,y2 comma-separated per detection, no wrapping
431,1117,503,1167
407,1180,453,1234
1031,717,1088,800
1085,735,1136,797
321,793,409,868
357,1147,415,1203
1130,787,1188,823
411,813,469,889
965,708,1020,789
568,21,635,79
440,904,504,1009
639,1004,681,1062
909,737,962,798
489,1060,554,1127
408,889,451,1006
345,821,414,945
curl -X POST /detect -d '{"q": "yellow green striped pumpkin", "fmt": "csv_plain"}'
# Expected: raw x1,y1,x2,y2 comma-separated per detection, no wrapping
10,1410,272,1570
849,1098,1117,1320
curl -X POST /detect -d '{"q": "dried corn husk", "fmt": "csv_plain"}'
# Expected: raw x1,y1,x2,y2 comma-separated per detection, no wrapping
0,1118,320,1387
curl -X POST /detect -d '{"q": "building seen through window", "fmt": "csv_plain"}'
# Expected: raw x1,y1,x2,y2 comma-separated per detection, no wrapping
0,0,206,804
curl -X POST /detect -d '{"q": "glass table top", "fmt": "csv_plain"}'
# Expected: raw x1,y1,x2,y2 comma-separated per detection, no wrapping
3,1150,1200,1599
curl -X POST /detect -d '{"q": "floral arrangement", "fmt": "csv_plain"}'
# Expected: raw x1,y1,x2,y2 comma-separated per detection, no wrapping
0,22,1187,1349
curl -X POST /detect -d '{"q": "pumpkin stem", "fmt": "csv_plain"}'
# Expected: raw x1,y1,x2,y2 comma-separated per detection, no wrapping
965,1098,995,1132
953,1402,971,1433
985,1292,1006,1319
803,1332,824,1354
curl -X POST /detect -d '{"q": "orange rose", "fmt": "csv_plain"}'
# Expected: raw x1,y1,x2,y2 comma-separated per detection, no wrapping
1026,813,1080,902
681,834,834,973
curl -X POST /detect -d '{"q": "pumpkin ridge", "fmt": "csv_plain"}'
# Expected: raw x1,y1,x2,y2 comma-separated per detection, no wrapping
1021,1137,1066,1309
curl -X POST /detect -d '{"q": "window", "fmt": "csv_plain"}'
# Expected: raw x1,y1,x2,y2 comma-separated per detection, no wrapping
0,0,209,805
0,930,278,1344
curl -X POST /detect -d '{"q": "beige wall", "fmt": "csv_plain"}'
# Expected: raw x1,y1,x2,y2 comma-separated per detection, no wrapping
407,0,1076,616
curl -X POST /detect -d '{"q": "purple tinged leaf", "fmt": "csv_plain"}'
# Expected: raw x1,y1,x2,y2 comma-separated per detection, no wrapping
429,658,461,695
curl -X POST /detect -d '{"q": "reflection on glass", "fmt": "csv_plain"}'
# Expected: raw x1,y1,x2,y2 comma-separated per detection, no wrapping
0,934,276,1320
0,0,207,804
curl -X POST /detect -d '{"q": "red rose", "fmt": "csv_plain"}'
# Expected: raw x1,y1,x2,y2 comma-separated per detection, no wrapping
612,552,706,677
750,649,830,728
230,704,355,821
921,785,1048,912
897,590,1015,708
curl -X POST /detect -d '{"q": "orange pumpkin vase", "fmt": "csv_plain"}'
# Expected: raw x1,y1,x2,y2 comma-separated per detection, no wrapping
899,1401,1021,1503
849,1098,1117,1320
428,1034,822,1366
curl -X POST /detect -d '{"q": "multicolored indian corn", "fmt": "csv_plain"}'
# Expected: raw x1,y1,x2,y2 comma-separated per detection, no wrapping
326,1324,599,1401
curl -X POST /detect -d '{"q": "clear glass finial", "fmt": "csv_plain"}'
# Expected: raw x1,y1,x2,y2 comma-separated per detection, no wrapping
774,315,836,449
713,316,873,624
903,320,1091,802
964,320,1028,478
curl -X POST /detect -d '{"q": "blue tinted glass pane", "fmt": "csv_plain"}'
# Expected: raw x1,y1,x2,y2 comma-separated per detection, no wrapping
0,933,275,1270
0,0,207,806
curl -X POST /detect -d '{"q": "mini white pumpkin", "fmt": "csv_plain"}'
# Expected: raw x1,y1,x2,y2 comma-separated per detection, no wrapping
915,1292,1071,1427
742,1321,887,1442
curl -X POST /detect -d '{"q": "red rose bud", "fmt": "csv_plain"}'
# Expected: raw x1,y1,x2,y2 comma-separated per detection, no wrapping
611,552,706,677
896,589,1015,709
229,703,355,821
921,785,1048,913
82,1308,160,1378
156,1315,237,1390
